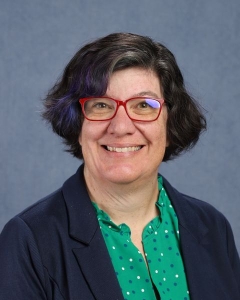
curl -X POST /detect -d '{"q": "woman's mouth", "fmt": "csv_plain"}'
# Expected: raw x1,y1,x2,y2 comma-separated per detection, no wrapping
103,146,143,152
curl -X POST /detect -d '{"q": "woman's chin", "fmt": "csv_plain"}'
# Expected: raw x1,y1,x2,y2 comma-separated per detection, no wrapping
97,165,145,185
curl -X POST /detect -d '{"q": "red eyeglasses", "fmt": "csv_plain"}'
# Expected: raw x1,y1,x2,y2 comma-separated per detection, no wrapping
79,97,165,122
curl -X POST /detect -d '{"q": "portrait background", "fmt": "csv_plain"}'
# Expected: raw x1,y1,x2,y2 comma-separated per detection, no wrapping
1,0,240,251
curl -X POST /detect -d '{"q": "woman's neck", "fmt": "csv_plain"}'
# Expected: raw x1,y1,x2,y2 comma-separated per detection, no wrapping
84,168,160,229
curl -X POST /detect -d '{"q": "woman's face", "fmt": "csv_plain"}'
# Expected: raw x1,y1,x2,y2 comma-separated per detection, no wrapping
79,67,168,185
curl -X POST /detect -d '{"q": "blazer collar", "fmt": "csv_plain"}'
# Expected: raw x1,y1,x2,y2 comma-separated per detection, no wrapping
62,165,124,300
163,177,209,243
62,166,209,245
62,164,98,244
163,178,217,299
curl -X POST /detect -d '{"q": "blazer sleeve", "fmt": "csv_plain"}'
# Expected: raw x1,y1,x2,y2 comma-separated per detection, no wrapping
225,217,240,288
0,216,47,300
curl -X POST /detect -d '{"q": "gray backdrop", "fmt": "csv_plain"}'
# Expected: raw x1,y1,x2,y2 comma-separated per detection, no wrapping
1,0,240,252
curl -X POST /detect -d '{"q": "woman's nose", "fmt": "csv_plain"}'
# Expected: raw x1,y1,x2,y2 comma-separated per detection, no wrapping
107,106,136,136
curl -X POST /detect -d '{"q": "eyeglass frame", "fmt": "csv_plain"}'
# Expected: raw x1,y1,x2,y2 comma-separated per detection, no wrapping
79,97,165,122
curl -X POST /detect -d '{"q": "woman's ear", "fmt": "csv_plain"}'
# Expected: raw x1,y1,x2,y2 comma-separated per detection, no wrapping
166,138,170,147
79,132,82,146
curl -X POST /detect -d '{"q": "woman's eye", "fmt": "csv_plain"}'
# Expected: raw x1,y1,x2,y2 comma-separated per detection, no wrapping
91,102,113,110
138,102,150,108
93,102,107,108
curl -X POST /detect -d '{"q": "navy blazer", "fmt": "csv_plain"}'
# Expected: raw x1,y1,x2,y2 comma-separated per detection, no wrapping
0,165,240,299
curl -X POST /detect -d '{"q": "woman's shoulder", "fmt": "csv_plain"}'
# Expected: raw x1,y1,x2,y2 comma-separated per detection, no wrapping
0,187,67,245
17,188,65,225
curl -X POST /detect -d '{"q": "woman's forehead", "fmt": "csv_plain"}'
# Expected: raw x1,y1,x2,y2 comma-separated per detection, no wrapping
105,68,162,99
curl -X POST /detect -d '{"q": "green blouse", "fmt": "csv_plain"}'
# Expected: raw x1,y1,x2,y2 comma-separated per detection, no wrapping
92,177,190,300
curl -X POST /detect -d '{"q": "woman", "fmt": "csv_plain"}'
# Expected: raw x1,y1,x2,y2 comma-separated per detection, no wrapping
0,33,239,300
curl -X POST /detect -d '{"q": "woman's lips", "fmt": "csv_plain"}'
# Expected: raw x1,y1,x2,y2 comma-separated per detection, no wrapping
103,145,143,152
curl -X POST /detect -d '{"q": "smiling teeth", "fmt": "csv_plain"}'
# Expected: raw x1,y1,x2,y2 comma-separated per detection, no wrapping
106,146,141,152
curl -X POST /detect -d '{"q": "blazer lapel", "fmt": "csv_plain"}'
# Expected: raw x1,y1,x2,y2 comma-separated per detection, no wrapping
163,178,231,299
73,231,124,300
63,166,124,300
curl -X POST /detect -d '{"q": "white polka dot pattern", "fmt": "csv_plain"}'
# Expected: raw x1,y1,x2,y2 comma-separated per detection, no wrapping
92,176,190,300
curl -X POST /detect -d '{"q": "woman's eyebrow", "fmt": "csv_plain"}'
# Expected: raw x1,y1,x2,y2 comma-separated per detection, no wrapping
104,91,161,99
133,91,161,98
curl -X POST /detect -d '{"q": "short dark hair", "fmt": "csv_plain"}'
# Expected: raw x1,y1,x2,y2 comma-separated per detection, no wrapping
42,32,206,161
